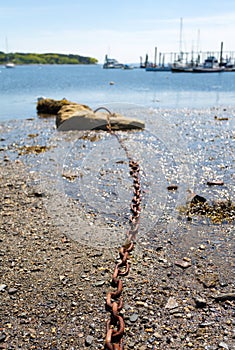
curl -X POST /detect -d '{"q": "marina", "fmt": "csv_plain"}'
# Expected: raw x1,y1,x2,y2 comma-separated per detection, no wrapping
102,42,235,73
144,42,235,73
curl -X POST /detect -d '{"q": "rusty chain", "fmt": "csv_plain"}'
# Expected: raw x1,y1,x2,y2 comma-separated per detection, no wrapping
94,107,141,349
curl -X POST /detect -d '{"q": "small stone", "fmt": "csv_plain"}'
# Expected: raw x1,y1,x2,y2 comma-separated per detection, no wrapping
136,301,145,307
165,297,178,309
85,335,93,346
199,321,215,328
129,313,139,322
195,296,207,308
8,288,18,295
93,280,105,287
183,257,191,262
175,259,191,269
145,328,153,333
0,284,7,292
33,191,45,197
207,180,224,186
190,194,207,205
218,341,229,349
167,184,178,191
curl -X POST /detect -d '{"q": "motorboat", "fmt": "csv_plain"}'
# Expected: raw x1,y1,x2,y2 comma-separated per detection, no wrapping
193,56,224,73
171,58,194,73
103,55,124,69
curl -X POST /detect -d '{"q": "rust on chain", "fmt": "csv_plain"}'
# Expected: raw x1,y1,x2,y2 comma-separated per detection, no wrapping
94,107,142,349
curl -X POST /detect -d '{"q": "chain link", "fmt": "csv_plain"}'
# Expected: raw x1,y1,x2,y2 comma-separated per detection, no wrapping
94,108,142,349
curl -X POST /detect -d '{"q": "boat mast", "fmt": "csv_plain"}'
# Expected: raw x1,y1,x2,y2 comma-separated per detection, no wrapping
179,17,183,61
5,37,9,61
196,29,200,65
220,42,223,66
154,47,157,67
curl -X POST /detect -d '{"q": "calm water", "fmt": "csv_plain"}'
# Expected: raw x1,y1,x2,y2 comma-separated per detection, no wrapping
1,64,235,121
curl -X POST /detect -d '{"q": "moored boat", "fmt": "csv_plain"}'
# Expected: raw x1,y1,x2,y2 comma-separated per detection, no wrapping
171,64,193,73
5,37,15,68
146,65,171,72
5,62,15,68
193,56,224,73
103,54,124,69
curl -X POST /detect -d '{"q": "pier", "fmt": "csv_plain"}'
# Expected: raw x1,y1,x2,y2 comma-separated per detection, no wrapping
142,43,235,70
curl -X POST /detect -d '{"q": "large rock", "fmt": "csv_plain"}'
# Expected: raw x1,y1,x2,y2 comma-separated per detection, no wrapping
57,108,145,131
56,104,93,129
36,98,145,131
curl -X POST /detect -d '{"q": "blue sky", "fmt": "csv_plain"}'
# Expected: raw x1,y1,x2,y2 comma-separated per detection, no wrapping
1,0,235,64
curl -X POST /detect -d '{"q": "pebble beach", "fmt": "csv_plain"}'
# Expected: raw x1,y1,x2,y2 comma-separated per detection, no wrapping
0,106,234,349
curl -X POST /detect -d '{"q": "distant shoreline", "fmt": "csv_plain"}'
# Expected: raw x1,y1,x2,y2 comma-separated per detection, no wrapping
0,52,98,65
0,63,99,66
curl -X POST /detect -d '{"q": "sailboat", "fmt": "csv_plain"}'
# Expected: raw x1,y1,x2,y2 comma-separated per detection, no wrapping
5,61,15,68
5,37,15,68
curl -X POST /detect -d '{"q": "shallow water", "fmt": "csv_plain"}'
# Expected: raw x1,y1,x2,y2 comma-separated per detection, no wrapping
0,105,234,251
1,64,235,121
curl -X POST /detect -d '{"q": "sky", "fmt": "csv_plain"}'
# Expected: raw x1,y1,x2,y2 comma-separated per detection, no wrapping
1,0,235,64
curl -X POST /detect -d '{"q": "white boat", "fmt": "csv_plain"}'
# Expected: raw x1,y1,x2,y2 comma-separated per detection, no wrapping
171,61,193,73
193,56,224,73
5,62,15,68
5,37,15,68
103,54,124,69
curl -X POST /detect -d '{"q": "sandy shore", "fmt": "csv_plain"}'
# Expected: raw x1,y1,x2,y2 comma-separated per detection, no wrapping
0,113,234,349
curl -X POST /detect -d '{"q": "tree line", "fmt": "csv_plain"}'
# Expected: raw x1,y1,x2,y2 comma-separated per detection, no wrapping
0,52,98,65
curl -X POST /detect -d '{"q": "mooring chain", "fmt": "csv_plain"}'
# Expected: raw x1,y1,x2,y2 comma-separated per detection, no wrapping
93,108,141,349
105,160,141,349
